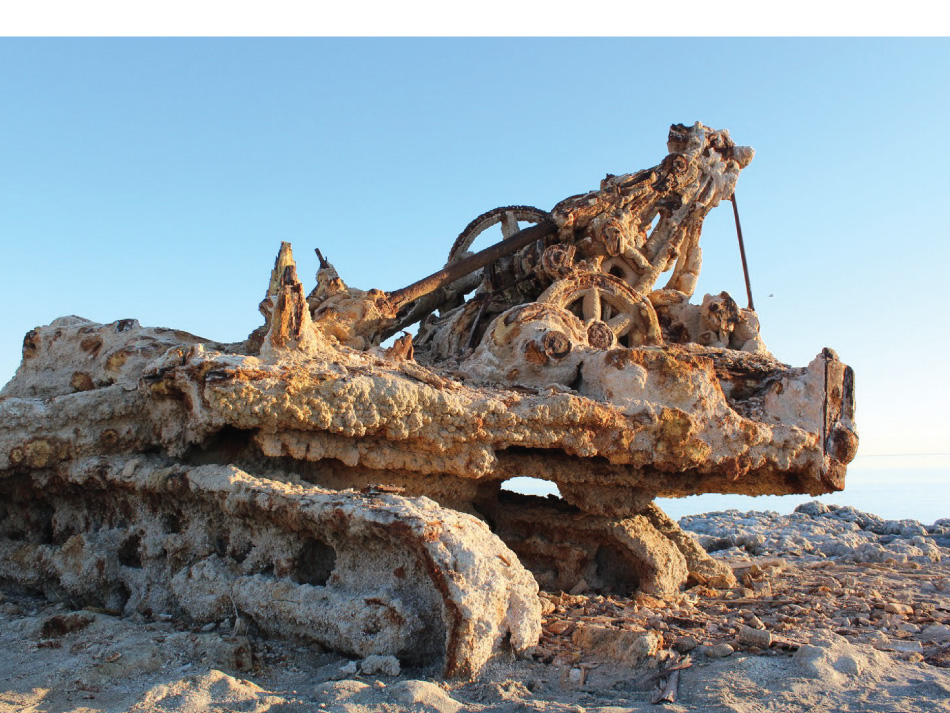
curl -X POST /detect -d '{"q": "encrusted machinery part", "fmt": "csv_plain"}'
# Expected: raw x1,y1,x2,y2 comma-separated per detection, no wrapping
388,206,553,341
0,456,541,678
0,309,851,503
0,318,544,678
537,272,663,348
485,493,736,596
0,121,858,658
447,206,551,265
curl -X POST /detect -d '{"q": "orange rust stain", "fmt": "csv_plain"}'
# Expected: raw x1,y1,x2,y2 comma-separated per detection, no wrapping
523,340,549,365
20,439,61,468
658,408,693,444
80,336,103,358
70,372,95,392
104,350,129,373
422,522,444,541
22,330,40,360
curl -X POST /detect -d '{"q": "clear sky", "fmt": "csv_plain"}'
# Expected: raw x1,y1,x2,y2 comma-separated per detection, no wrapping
1,39,948,484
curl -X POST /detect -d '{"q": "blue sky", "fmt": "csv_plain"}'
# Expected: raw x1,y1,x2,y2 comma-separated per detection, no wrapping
1,38,948,475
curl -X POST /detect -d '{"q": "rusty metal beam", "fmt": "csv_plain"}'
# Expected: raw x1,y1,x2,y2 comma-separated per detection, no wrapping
731,193,755,312
387,219,557,311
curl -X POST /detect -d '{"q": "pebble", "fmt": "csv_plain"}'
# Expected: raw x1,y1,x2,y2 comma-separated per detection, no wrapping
547,620,574,636
569,579,590,595
921,623,950,642
673,635,699,653
879,640,923,653
360,654,400,677
884,602,913,616
705,643,735,658
737,625,772,648
391,680,463,713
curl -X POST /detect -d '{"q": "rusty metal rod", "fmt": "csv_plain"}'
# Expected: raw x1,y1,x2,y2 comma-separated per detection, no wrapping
388,219,557,310
731,193,755,311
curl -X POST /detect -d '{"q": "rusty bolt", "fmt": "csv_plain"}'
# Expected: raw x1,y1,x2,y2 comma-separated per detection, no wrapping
586,321,616,350
540,330,572,360
524,330,572,365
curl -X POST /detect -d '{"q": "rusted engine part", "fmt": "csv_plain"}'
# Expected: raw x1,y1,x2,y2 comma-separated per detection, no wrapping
298,123,756,356
451,300,852,492
165,278,855,499
180,449,733,598
180,451,730,597
550,121,753,300
653,291,766,353
190,296,854,501
821,348,859,488
1,313,855,501
251,241,397,352
483,493,736,596
407,135,759,363
0,315,219,399
0,457,540,677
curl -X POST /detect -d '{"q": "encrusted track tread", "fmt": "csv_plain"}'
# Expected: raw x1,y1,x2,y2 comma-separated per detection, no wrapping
0,457,540,678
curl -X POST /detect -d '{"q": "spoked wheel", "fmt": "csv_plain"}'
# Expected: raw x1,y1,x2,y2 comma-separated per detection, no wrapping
447,206,550,265
598,255,642,288
538,272,663,349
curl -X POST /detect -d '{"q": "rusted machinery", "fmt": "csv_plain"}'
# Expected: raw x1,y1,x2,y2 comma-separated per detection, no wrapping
0,122,857,676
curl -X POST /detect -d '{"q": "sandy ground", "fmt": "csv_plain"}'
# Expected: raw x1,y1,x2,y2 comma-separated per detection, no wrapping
3,540,950,713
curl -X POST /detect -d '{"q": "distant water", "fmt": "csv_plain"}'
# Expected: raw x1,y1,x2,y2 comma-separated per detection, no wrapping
502,455,950,526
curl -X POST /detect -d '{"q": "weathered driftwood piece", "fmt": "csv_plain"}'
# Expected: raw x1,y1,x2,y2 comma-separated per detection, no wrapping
0,121,857,674
652,667,681,704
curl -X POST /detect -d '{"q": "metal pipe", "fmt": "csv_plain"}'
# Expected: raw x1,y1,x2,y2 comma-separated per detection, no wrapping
731,193,755,311
387,219,557,310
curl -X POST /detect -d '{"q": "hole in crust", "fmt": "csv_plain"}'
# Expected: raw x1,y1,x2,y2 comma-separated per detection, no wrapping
592,544,641,594
499,476,560,498
118,534,143,568
106,583,130,613
291,538,337,586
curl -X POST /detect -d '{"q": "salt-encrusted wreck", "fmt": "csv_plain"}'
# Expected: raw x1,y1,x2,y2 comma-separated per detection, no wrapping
0,122,856,676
